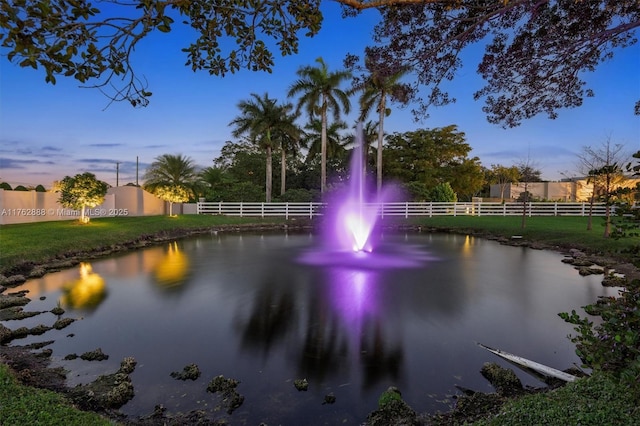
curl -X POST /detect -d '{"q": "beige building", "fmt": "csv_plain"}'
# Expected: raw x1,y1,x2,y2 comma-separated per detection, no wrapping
490,178,640,202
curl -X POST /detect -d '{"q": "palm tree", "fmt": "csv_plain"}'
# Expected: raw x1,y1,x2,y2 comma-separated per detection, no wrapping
354,120,382,178
304,118,349,162
271,104,303,196
143,154,200,215
288,57,351,194
229,93,298,202
358,67,410,193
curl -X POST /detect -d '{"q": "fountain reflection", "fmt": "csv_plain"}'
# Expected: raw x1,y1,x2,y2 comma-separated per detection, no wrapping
235,263,407,389
328,268,404,389
60,262,107,310
153,242,190,289
289,124,422,387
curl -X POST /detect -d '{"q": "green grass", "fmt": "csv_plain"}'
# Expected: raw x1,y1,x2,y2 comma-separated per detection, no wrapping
406,215,640,259
0,364,114,426
0,215,285,273
475,371,639,425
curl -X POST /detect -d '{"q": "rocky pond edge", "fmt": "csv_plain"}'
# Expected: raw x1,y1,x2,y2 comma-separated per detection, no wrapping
1,222,638,425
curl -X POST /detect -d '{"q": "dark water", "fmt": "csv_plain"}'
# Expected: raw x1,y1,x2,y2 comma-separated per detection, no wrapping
8,232,619,424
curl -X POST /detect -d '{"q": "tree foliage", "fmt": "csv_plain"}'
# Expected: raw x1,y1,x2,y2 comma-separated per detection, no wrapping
57,172,108,222
429,182,457,202
486,164,520,200
577,139,630,237
355,0,639,126
154,184,191,215
383,125,484,199
559,279,640,385
229,93,299,202
352,60,412,193
288,57,351,194
2,1,636,122
143,153,200,207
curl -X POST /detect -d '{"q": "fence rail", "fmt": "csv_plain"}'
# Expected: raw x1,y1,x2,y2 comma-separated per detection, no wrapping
197,201,610,218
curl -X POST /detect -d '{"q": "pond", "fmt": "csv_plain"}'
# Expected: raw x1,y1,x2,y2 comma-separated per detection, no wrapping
8,231,619,424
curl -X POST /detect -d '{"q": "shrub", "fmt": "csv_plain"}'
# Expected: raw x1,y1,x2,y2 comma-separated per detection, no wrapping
275,188,316,202
559,279,640,385
429,182,457,202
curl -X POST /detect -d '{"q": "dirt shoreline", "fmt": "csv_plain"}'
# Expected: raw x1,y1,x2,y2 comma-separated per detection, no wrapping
1,223,638,425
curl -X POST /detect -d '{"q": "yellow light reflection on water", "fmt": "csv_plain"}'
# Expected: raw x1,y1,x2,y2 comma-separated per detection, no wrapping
154,242,189,288
61,262,107,309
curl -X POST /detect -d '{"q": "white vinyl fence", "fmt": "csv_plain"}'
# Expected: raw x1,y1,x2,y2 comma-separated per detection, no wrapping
197,201,611,219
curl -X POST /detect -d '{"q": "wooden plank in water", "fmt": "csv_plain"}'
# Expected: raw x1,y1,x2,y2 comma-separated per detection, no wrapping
477,342,579,383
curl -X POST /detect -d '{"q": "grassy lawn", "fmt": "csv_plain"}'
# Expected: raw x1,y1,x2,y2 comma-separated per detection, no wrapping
408,215,640,259
474,371,639,425
0,215,286,274
0,364,114,426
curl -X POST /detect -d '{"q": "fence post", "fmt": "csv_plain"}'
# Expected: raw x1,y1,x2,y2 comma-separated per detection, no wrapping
554,202,558,216
261,203,265,218
405,202,409,219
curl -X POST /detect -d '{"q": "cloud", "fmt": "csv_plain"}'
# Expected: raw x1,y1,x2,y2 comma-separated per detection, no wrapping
77,158,120,164
85,143,125,148
0,157,56,169
42,146,64,152
141,144,169,149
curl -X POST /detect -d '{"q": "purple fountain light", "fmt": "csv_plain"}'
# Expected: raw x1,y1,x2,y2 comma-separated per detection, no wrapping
324,122,391,253
299,123,436,270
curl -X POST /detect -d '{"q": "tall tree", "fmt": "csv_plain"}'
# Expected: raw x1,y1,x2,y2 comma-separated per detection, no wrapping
200,165,231,201
229,93,298,202
143,153,200,214
577,139,629,236
487,164,521,201
515,157,542,229
355,64,411,193
303,119,349,163
343,120,379,181
447,157,485,201
272,104,303,196
360,1,640,126
57,172,108,223
3,1,637,117
288,57,351,194
383,125,483,198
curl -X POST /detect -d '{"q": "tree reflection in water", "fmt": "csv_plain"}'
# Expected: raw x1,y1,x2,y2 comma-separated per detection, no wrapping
237,283,297,355
153,242,190,289
61,262,107,310
236,265,404,390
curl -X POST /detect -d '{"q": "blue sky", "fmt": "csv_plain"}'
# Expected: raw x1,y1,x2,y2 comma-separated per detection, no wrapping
1,3,638,188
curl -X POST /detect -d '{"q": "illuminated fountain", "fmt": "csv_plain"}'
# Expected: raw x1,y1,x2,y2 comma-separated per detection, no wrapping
299,123,434,269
